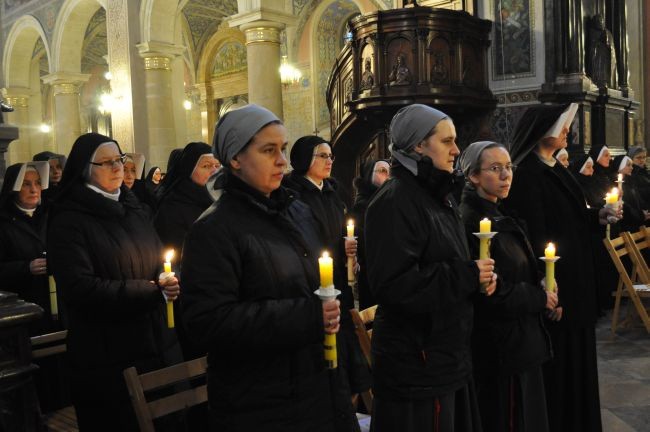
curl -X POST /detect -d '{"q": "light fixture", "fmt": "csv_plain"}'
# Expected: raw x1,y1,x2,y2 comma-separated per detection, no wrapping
39,123,51,133
279,56,302,86
183,100,192,110
98,92,115,114
104,71,112,80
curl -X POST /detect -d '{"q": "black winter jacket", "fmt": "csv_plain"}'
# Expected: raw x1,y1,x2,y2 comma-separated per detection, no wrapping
365,164,480,399
181,174,336,432
459,187,551,377
0,204,55,334
48,184,180,380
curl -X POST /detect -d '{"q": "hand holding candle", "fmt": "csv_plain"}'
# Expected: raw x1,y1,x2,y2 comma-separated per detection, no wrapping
161,249,176,328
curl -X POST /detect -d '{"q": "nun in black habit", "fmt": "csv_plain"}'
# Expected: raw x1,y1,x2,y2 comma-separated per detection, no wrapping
365,104,497,432
458,141,554,432
47,133,182,432
627,146,650,211
154,142,218,252
588,144,615,201
33,151,66,204
503,104,619,432
568,154,598,206
145,165,162,196
349,159,390,310
612,154,648,231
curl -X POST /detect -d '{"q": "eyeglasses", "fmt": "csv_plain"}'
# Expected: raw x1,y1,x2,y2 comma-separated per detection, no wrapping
313,153,335,162
480,164,516,175
374,168,390,174
89,154,127,169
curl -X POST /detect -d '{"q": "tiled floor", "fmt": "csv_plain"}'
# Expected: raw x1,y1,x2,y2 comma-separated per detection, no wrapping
598,307,650,432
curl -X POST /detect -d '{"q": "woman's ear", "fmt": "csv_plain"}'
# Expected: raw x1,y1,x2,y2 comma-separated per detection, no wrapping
469,173,480,186
229,157,240,171
413,141,425,155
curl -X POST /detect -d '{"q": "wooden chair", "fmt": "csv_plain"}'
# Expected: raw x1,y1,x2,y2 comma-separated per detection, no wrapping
123,356,208,432
349,305,377,414
30,330,78,432
603,233,650,334
623,227,650,282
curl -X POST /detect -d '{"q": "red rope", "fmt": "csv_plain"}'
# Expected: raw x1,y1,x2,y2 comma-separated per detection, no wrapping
435,397,441,432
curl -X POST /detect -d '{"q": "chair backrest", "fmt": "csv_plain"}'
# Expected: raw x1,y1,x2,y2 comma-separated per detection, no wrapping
603,234,634,286
30,330,67,359
625,228,650,282
349,305,377,367
123,356,208,432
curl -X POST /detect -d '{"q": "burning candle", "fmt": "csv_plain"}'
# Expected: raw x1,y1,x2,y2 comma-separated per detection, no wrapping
479,218,491,260
347,219,355,238
163,249,175,328
545,242,556,293
319,251,334,287
605,188,619,205
617,174,623,198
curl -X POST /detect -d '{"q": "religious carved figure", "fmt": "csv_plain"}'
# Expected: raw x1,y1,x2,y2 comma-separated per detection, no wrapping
587,14,618,89
360,58,375,90
389,54,411,86
0,100,14,124
402,0,418,8
431,53,448,84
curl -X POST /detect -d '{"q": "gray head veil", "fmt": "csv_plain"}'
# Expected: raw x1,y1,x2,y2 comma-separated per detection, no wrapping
458,141,500,179
389,104,449,175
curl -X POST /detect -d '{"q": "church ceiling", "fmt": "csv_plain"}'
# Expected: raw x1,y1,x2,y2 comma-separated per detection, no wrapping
183,0,237,59
81,7,107,74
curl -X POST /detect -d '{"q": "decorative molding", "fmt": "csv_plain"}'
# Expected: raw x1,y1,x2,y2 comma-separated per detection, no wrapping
244,26,282,45
143,56,172,71
52,82,80,95
495,89,540,105
5,96,29,107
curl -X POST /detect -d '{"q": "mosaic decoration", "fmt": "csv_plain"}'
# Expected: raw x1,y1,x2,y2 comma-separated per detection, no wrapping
212,41,247,77
81,7,107,73
492,0,535,79
4,0,34,14
316,0,359,125
32,37,49,75
182,0,237,58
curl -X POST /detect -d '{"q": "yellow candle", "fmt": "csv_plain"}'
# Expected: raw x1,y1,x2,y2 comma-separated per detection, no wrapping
324,333,337,368
544,242,556,259
163,249,175,328
49,276,58,319
319,252,334,287
347,219,355,238
605,188,619,205
545,242,556,293
480,218,491,233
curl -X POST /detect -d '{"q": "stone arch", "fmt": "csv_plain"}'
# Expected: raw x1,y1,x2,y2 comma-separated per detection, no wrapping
197,27,246,84
140,0,185,46
3,15,51,88
51,0,104,73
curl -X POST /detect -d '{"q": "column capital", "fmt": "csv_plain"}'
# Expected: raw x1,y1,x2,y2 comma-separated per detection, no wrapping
229,9,296,32
42,73,91,95
3,87,32,107
137,42,185,71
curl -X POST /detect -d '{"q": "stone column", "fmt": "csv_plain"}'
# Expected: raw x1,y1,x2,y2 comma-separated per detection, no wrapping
608,0,630,97
195,83,214,143
240,22,284,119
137,42,185,170
4,90,30,164
42,73,90,156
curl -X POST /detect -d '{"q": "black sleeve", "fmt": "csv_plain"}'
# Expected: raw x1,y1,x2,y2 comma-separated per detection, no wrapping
365,192,480,314
180,221,324,353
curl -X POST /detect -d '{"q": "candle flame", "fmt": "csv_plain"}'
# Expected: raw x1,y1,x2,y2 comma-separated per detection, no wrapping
546,242,555,251
164,249,175,263
617,173,623,182
347,219,354,226
322,251,330,259
611,187,619,195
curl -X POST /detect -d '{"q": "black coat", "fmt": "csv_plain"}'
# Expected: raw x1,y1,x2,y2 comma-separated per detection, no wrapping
154,178,213,251
48,184,181,430
0,204,55,334
588,163,613,206
459,187,551,377
629,165,650,211
365,164,480,399
180,174,336,432
503,153,600,327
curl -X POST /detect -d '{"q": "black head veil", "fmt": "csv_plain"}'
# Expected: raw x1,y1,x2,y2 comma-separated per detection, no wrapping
509,103,571,165
157,142,211,200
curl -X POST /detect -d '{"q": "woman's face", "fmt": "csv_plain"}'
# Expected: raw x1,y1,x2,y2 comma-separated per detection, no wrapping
621,159,633,176
49,158,63,184
307,143,334,182
372,161,390,187
89,143,124,193
556,153,569,168
581,161,594,176
632,151,647,168
414,119,459,173
17,170,42,209
469,147,513,202
191,154,220,186
597,149,611,168
230,123,288,196
123,161,136,189
152,168,162,183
